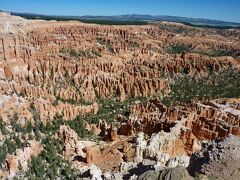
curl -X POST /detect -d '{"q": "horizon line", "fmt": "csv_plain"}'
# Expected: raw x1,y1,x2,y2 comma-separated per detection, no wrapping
2,9,240,24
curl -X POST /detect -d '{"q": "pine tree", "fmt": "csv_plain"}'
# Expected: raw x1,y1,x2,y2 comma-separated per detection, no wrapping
0,142,8,164
26,122,33,133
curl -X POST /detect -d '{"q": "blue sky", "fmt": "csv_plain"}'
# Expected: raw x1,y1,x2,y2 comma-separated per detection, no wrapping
1,0,240,22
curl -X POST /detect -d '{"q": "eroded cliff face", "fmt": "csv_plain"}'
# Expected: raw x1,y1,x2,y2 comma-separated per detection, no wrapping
0,13,240,179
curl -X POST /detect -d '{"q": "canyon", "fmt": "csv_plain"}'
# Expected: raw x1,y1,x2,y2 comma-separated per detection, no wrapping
0,12,240,179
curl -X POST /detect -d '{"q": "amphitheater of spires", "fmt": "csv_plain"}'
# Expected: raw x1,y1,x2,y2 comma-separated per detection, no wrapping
0,12,240,179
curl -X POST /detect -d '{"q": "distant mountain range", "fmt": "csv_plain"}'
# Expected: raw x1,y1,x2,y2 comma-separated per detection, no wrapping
4,11,240,28
78,14,240,26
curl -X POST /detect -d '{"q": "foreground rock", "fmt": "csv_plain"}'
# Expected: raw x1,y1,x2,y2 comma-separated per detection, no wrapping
189,135,240,179
138,166,194,180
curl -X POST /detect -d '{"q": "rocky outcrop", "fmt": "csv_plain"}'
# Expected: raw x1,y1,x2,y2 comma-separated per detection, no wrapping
76,99,240,174
188,135,240,180
116,99,240,166
55,125,95,160
123,99,240,141
0,94,99,125
84,140,125,171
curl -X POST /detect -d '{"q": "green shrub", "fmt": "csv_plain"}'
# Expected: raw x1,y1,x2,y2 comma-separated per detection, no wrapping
25,116,77,179
67,116,86,138
70,49,78,58
167,43,193,54
0,142,8,165
96,38,115,54
210,48,238,58
26,140,76,179
26,122,33,133
162,69,240,106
